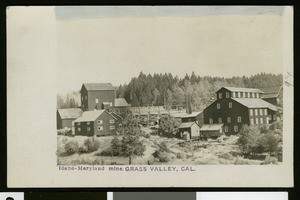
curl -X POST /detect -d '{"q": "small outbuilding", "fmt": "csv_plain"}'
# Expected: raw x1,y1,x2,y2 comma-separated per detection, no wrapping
200,124,224,139
178,122,200,140
57,108,83,129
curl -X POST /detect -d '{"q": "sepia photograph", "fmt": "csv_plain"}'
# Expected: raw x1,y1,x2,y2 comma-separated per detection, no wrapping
7,5,293,187
55,6,284,166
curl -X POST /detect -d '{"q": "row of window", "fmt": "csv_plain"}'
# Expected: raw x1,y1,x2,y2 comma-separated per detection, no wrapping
250,108,267,116
217,102,232,109
224,126,239,133
77,125,115,132
209,116,242,124
77,120,115,126
218,92,260,99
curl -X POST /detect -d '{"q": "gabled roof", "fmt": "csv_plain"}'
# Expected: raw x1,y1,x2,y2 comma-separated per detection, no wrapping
200,124,223,131
115,98,128,107
260,86,282,98
82,83,115,91
110,112,123,120
232,98,277,111
57,108,83,119
260,86,282,94
74,110,108,122
179,122,199,128
181,111,202,118
220,87,263,93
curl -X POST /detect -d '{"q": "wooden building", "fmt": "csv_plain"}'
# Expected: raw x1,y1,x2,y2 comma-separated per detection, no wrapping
178,122,200,140
114,98,130,117
181,111,204,126
203,87,278,135
260,86,283,107
200,124,223,139
80,83,115,111
57,108,83,129
74,110,117,137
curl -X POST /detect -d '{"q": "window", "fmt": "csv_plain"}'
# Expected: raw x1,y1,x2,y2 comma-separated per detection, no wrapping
250,109,253,116
110,102,113,107
87,127,90,131
81,97,83,101
250,93,253,98
227,117,231,123
78,127,81,131
95,99,98,103
250,118,254,125
218,118,222,124
97,126,103,130
77,122,81,125
97,120,103,124
255,109,258,115
255,118,259,124
110,126,115,130
109,119,115,124
87,122,90,125
237,116,242,123
260,118,263,124
259,109,263,115
218,93,222,99
224,126,228,132
85,96,87,100
209,118,213,124
229,102,232,108
273,115,277,120
234,126,238,132
238,92,241,98
264,109,267,115
226,92,229,98
232,92,236,98
217,103,220,109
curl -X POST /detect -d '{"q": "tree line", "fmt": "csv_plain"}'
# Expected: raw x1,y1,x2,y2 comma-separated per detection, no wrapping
116,72,282,111
57,72,282,111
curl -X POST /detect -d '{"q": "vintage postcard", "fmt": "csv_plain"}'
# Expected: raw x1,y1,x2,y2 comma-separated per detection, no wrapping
7,6,293,187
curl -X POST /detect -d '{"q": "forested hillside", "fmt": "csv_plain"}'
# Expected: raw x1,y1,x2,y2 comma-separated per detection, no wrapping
57,72,282,111
116,72,282,111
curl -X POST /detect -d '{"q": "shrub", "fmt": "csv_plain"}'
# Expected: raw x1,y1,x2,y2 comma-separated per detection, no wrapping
157,152,171,162
176,152,186,159
269,121,283,131
144,134,151,138
78,146,89,154
62,137,68,144
84,137,100,153
64,140,79,155
261,155,278,165
158,141,170,152
234,157,249,165
218,152,234,160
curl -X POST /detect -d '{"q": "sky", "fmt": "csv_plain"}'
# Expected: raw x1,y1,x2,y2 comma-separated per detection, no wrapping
7,6,285,93
53,6,286,93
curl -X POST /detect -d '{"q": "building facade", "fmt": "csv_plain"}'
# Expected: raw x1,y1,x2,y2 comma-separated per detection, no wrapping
81,83,116,111
178,122,200,140
203,87,278,135
74,110,117,136
114,98,130,117
57,108,83,129
181,111,204,127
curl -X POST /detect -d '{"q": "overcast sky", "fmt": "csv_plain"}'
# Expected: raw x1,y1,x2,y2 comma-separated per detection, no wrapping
7,6,287,94
53,6,286,93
